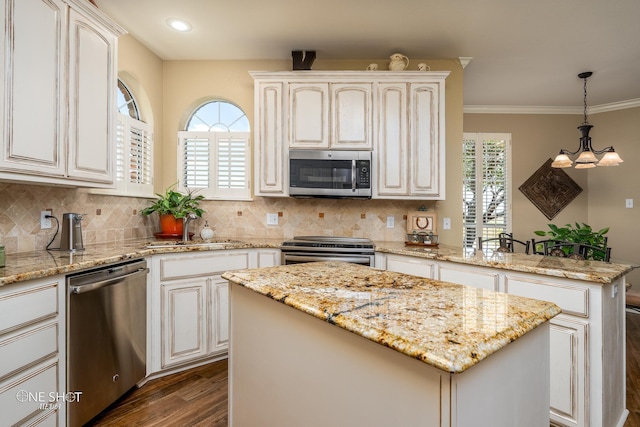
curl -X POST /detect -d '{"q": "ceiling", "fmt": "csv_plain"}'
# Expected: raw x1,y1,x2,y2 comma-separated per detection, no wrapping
94,0,640,109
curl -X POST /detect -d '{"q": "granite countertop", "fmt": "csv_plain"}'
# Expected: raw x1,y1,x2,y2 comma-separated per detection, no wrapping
0,237,633,287
222,261,562,373
374,241,634,284
0,238,282,287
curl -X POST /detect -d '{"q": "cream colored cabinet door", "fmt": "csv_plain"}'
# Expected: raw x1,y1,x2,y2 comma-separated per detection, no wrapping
254,81,287,196
375,80,446,199
408,83,443,198
67,8,117,183
330,83,372,150
161,279,208,368
0,0,66,177
376,83,409,196
289,83,329,149
547,317,587,427
0,0,122,186
289,82,372,150
209,277,229,354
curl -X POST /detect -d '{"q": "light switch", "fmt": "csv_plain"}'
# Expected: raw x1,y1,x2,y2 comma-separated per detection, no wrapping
443,218,451,230
626,199,634,208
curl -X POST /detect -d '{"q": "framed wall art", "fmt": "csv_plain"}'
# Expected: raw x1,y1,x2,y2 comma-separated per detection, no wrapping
518,158,583,220
406,211,438,234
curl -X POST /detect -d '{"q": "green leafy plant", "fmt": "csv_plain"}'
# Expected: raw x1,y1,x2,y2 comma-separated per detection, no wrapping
140,185,205,219
534,222,609,246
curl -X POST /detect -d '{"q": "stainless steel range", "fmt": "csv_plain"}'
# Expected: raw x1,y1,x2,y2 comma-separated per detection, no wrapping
280,236,375,266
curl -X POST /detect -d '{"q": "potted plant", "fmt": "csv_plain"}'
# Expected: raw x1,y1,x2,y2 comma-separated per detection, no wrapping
141,185,205,236
534,222,609,259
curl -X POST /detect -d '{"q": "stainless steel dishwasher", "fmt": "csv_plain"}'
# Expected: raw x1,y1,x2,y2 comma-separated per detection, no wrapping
66,259,148,427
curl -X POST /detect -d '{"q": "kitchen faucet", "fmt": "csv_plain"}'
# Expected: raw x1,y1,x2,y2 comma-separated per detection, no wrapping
182,213,197,241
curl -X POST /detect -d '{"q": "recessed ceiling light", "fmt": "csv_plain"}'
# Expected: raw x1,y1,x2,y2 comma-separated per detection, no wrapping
166,18,192,32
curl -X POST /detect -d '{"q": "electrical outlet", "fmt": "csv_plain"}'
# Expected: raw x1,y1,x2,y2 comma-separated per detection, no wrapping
266,213,278,225
40,210,52,229
386,216,394,228
613,283,619,298
443,218,451,230
626,199,634,208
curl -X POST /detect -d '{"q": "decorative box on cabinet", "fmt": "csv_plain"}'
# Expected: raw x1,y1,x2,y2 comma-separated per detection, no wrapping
0,276,65,427
0,0,125,186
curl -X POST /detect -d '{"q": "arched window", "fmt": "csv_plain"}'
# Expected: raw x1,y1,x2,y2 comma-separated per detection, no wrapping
178,100,251,200
186,100,249,132
117,79,140,119
114,79,153,197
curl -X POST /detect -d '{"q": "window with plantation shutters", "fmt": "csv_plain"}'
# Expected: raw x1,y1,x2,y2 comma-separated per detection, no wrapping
178,100,251,200
463,133,512,250
178,131,250,199
93,78,154,198
113,114,154,197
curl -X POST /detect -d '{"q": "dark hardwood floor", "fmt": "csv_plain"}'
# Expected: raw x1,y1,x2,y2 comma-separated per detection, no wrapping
87,360,228,427
87,310,640,427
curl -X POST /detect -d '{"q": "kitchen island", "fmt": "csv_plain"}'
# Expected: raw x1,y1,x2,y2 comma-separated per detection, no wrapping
222,261,561,427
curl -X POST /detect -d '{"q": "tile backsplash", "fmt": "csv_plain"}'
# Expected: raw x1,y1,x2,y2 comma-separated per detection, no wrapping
0,182,435,254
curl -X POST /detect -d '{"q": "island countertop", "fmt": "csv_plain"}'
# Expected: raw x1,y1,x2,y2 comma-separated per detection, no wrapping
222,261,561,373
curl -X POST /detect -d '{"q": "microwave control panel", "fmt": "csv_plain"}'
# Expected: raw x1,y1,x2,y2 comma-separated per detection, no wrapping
357,161,370,188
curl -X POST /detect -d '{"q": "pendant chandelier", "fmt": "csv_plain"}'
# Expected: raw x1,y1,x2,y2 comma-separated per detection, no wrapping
551,72,624,169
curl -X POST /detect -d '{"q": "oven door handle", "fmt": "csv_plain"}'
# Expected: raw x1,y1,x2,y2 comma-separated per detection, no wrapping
284,255,370,264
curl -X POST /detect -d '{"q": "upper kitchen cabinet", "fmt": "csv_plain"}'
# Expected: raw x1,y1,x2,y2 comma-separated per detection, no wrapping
376,79,448,200
253,79,287,196
289,82,372,150
251,71,448,199
0,0,125,186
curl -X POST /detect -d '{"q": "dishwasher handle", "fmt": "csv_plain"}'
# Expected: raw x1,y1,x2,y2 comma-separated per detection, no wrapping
70,267,149,294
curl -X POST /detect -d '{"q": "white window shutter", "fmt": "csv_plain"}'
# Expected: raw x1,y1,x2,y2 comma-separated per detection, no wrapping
178,131,251,200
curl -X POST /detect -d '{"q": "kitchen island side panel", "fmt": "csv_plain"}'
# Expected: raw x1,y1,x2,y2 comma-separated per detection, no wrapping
228,282,550,427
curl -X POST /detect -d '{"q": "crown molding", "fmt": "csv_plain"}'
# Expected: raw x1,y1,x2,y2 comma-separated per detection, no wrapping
464,98,640,114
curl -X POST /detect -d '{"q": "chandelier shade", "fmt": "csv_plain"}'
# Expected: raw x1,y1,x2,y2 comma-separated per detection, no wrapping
552,72,623,168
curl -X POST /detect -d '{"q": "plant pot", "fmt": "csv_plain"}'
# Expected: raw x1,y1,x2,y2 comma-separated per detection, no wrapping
159,214,183,235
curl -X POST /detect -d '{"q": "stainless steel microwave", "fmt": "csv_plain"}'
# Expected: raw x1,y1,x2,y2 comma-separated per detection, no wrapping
289,150,372,198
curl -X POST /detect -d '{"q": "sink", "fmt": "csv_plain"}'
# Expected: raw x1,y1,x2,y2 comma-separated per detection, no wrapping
144,239,244,249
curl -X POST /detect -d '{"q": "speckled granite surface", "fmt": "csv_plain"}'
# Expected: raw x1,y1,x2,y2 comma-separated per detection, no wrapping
0,238,633,287
375,241,634,284
223,261,561,373
0,238,282,286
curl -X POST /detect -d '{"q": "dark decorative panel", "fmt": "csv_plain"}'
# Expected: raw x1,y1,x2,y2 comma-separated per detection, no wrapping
518,159,583,220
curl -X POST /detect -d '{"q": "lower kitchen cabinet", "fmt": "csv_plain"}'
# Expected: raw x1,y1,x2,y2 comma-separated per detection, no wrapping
0,276,66,427
375,252,626,427
149,249,280,375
